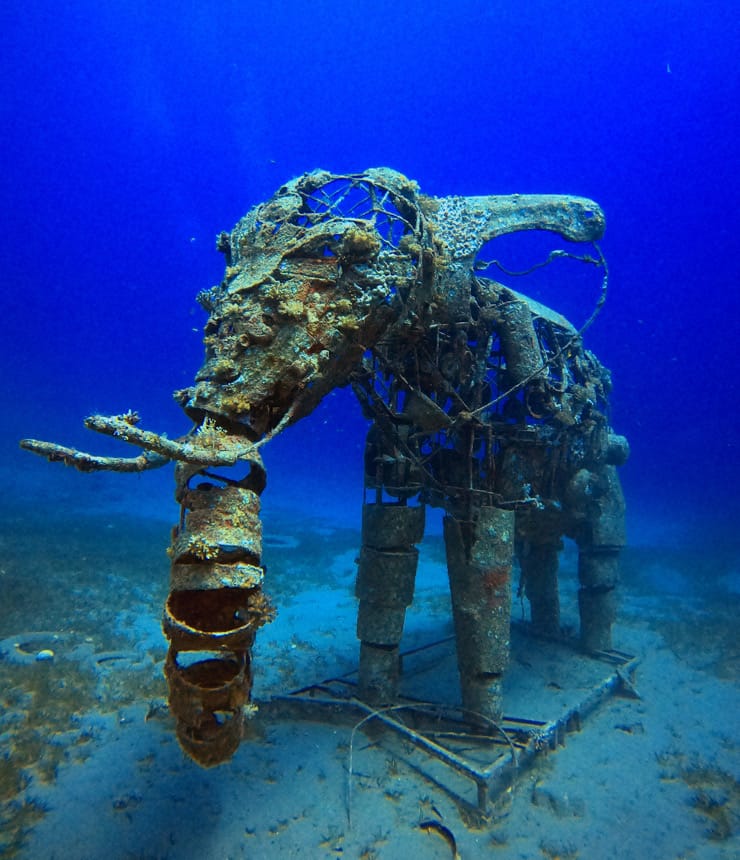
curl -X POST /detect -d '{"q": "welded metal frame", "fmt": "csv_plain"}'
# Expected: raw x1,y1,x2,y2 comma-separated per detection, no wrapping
269,633,640,817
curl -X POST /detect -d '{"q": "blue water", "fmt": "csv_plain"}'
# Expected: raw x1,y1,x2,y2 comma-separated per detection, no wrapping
2,2,739,857
3,0,738,525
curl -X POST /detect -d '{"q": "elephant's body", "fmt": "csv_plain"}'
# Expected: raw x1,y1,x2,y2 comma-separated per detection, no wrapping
22,169,628,766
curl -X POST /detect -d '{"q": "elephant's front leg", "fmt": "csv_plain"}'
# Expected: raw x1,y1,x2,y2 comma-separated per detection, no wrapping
571,464,626,653
444,506,515,727
518,532,562,638
355,502,426,704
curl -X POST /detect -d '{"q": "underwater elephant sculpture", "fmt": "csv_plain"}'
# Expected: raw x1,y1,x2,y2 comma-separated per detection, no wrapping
22,168,628,767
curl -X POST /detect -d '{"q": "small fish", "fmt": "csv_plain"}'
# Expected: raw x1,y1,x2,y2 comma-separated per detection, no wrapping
419,819,460,859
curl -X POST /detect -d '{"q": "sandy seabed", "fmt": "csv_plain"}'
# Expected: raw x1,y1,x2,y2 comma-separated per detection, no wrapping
0,484,738,860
